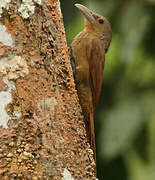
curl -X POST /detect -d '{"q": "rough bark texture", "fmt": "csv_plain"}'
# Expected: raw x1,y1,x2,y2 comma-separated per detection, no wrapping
0,0,96,179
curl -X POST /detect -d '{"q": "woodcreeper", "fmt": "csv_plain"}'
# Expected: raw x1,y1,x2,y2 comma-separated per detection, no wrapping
71,4,112,161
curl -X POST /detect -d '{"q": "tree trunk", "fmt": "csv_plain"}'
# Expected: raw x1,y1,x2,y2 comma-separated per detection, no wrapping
0,0,96,179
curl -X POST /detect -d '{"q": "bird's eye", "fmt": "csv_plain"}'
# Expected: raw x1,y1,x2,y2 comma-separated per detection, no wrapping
98,19,104,24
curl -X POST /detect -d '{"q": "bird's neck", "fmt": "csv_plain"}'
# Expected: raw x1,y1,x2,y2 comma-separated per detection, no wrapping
84,28,101,37
84,28,109,43
83,28,111,53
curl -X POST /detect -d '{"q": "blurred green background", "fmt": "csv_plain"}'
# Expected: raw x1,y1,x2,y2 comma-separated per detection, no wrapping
60,0,155,179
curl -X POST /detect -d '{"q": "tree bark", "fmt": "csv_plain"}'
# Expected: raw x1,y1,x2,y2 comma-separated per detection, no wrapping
0,0,96,179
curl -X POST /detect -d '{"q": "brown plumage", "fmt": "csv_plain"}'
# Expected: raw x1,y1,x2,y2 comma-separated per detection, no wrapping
71,4,112,161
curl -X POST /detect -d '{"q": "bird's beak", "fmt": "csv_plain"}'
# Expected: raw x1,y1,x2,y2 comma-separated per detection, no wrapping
75,4,95,24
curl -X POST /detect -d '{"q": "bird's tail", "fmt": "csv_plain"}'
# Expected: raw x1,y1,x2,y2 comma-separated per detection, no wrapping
89,104,96,163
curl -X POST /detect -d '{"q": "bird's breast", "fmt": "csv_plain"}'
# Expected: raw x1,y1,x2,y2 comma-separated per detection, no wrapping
71,33,91,83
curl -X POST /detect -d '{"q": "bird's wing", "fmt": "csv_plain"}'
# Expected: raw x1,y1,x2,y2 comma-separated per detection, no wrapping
86,39,105,108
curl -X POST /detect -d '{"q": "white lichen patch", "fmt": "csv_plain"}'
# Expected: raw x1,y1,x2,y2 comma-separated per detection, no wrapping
34,0,42,5
0,55,29,128
0,0,42,19
62,169,74,180
37,97,57,113
13,111,22,118
0,0,11,17
0,55,29,84
18,0,35,19
34,96,57,130
0,24,13,46
0,91,12,128
18,0,42,19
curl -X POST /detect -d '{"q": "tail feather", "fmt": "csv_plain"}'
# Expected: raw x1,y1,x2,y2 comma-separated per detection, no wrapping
89,104,96,163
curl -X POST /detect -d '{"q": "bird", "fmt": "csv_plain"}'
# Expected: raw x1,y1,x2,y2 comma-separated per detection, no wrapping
70,4,112,161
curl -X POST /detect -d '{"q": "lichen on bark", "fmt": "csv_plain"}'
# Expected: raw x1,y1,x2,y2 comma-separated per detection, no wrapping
0,0,96,179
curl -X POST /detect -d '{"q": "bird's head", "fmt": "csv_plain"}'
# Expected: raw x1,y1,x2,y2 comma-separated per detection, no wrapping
75,4,112,40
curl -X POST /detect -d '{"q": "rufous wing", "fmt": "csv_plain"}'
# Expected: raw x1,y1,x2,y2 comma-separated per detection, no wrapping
87,39,105,109
86,39,105,162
